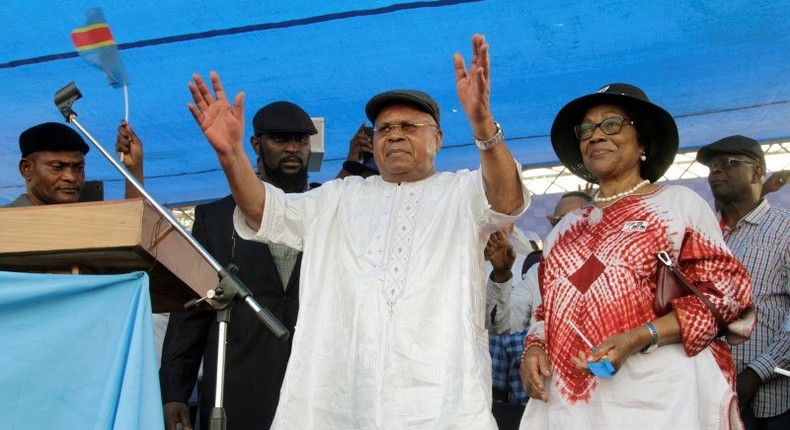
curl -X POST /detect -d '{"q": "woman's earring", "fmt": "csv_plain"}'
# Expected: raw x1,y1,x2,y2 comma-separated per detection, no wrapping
640,153,647,161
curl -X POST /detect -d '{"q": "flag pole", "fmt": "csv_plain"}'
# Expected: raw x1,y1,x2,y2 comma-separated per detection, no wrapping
123,84,129,123
119,84,129,163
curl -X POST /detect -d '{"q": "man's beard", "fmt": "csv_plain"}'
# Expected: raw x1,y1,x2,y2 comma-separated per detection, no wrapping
262,160,308,193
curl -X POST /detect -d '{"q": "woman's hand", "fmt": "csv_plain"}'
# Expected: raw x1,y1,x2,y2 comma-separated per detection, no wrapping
520,346,551,401
572,329,647,372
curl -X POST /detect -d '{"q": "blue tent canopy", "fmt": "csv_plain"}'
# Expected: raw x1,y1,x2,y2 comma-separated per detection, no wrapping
2,0,789,205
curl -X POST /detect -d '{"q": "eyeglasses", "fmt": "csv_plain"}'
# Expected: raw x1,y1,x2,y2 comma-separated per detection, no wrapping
262,133,310,146
703,157,759,171
373,122,438,137
574,117,634,141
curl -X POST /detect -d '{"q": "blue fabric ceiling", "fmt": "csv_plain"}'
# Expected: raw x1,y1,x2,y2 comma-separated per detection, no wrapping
1,0,789,205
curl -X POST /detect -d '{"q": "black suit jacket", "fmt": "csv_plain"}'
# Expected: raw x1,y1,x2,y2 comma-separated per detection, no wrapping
159,195,299,429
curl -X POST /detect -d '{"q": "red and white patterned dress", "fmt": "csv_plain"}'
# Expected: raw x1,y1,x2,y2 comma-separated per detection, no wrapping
519,185,752,430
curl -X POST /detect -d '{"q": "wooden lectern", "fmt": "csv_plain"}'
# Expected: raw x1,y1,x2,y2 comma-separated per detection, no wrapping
0,199,216,312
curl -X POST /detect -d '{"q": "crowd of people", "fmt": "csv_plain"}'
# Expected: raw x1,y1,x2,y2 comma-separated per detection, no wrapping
4,33,788,430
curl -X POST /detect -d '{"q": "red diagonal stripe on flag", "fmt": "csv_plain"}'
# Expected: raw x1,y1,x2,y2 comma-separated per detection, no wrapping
71,25,115,50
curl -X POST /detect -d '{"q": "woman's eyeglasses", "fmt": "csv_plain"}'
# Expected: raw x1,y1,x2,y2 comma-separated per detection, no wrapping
574,117,634,141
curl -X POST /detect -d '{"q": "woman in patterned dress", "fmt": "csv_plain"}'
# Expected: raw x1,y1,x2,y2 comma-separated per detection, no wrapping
518,83,753,429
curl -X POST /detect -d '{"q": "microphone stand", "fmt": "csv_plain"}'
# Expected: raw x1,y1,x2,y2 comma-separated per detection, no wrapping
55,82,289,430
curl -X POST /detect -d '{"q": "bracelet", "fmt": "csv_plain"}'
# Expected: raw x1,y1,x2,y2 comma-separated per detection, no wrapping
640,322,659,354
521,341,545,364
474,121,504,150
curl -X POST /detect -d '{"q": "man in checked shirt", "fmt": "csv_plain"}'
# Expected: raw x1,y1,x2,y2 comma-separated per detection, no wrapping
697,135,790,430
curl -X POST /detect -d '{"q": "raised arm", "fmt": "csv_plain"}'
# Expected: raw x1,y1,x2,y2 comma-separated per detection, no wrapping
485,227,516,334
336,122,373,179
454,34,524,214
187,71,265,230
761,170,789,198
115,120,145,199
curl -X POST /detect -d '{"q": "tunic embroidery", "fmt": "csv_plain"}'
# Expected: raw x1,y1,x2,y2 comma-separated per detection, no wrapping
365,185,422,307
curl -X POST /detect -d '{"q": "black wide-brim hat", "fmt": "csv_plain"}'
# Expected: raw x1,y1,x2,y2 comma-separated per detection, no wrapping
550,83,679,183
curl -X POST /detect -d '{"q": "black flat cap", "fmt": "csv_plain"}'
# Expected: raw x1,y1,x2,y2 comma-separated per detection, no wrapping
365,90,440,126
19,122,89,157
253,101,317,135
696,135,765,167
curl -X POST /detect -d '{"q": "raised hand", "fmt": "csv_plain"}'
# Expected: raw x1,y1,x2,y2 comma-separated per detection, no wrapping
115,120,145,198
187,71,246,156
453,34,492,124
115,120,143,173
761,170,789,197
347,122,373,162
485,225,516,282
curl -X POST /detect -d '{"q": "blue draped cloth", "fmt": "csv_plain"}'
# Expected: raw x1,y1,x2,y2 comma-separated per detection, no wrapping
0,271,163,430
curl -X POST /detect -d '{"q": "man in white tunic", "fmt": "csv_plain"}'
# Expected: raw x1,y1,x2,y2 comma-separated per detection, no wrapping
187,34,529,429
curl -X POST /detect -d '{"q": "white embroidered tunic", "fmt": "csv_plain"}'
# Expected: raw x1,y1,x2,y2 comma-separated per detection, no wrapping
234,169,529,429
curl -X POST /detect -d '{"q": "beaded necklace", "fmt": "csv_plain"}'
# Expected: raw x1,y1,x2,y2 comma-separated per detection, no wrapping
593,179,650,203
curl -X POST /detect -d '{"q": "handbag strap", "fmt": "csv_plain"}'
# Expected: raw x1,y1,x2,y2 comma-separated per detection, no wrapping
657,251,726,330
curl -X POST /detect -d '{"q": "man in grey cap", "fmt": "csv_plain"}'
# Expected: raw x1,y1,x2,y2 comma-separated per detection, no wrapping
157,100,317,430
7,121,143,207
697,135,790,430
187,34,528,428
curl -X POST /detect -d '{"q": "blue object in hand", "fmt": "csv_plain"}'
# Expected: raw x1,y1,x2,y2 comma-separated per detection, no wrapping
588,356,616,378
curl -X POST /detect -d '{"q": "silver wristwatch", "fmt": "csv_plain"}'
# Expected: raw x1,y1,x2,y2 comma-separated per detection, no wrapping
474,121,504,150
641,322,658,353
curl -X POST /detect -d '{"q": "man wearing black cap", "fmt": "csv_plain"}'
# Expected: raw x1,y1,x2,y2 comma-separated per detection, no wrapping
697,135,790,430
187,34,528,428
159,101,316,430
7,121,144,208
7,122,91,207
250,101,317,192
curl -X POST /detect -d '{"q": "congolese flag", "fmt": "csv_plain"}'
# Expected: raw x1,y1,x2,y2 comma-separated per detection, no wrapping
70,8,130,88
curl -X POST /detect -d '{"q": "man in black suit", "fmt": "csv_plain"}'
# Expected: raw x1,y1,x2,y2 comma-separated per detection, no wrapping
157,101,317,430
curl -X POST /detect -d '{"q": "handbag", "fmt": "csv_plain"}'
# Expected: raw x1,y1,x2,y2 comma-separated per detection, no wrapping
654,251,755,345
